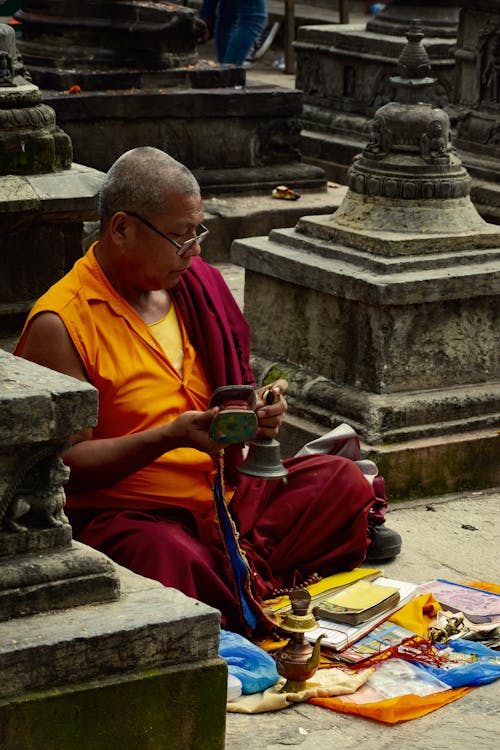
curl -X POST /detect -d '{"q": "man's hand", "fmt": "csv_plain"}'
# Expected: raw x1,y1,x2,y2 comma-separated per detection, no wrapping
254,380,288,439
168,407,231,455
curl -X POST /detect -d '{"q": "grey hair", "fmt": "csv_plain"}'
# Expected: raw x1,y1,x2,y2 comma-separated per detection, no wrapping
99,147,200,230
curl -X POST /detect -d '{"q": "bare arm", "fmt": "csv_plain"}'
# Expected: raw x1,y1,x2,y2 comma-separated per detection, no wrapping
18,312,223,492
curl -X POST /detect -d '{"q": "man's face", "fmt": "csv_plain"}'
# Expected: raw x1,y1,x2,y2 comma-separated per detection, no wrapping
123,191,205,290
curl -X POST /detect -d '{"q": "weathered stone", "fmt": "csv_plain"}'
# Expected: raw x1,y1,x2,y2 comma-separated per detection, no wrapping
0,349,98,446
0,351,120,617
0,23,104,344
296,1,462,184
16,0,207,89
0,332,225,750
232,27,500,498
452,1,500,221
0,22,72,174
0,567,226,750
8,2,327,199
0,542,120,619
1,659,227,750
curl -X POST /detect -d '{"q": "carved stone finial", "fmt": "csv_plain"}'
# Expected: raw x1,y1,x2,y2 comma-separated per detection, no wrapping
397,20,432,80
333,23,482,232
0,22,72,174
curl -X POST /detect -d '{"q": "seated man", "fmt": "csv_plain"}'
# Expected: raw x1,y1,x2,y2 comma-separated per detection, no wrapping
15,147,401,634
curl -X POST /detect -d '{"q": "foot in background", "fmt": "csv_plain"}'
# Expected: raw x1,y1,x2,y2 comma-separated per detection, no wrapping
246,20,280,62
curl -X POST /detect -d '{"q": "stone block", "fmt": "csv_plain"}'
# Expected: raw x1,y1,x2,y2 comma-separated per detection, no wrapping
0,660,227,750
0,569,226,750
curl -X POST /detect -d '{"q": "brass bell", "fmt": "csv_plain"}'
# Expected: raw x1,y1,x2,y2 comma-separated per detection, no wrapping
237,437,289,480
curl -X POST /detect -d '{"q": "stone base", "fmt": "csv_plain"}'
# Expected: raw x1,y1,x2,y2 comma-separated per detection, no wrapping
0,540,120,621
41,84,320,187
0,558,226,750
279,413,500,501
0,163,104,339
0,659,226,750
201,185,347,262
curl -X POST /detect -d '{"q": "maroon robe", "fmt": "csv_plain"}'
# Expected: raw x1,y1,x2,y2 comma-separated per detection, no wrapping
69,258,381,634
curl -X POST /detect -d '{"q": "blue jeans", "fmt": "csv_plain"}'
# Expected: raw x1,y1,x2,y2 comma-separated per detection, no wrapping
214,0,267,66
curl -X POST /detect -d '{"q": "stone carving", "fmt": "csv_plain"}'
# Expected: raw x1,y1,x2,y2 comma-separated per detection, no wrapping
478,23,500,107
0,449,70,533
345,23,470,202
0,49,14,87
420,120,451,163
0,22,72,174
365,115,391,158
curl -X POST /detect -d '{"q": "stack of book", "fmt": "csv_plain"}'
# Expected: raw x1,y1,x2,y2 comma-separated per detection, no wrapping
263,570,418,664
304,577,418,660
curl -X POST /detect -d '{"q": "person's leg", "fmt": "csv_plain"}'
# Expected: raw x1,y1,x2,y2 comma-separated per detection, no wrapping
215,0,267,65
197,0,217,43
70,507,244,631
231,454,377,599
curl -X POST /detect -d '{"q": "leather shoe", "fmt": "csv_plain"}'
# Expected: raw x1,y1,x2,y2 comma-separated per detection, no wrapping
365,524,402,561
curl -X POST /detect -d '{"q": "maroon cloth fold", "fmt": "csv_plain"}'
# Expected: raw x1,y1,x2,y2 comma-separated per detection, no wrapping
172,256,255,390
69,453,375,634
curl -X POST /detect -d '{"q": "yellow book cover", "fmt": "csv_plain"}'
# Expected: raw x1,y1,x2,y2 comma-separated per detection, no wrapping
321,579,399,611
314,578,401,625
263,568,383,616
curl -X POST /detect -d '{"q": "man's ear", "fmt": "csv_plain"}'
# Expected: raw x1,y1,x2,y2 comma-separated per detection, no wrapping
109,211,131,245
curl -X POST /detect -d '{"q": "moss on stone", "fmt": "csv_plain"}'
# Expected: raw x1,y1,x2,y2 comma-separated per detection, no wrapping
0,659,227,750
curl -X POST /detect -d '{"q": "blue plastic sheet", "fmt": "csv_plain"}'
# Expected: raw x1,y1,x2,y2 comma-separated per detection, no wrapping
219,630,279,694
417,638,500,688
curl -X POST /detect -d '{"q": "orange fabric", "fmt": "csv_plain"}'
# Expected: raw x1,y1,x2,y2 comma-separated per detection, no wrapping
310,687,473,724
15,245,218,518
389,593,441,637
306,593,474,722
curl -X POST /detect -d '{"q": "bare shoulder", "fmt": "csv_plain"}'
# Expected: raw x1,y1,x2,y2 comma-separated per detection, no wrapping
19,312,88,382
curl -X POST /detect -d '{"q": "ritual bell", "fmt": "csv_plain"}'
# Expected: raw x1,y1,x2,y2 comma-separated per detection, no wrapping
237,437,288,480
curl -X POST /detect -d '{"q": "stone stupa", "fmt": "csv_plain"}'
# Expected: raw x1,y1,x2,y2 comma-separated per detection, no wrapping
232,23,500,499
295,0,462,184
0,17,103,349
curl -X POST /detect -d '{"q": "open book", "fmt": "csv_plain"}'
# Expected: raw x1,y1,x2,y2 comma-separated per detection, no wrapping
305,578,418,652
334,621,415,664
416,579,500,624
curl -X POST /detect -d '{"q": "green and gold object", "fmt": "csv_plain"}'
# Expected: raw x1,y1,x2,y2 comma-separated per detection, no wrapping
208,385,258,444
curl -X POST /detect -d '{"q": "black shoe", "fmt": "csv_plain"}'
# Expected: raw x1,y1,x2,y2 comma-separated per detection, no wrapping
246,21,280,62
365,524,402,561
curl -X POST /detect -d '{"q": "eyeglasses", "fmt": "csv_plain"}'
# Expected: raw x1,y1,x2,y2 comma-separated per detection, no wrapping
123,211,209,256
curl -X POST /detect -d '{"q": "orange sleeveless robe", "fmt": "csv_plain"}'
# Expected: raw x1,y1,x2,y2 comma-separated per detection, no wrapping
15,245,218,518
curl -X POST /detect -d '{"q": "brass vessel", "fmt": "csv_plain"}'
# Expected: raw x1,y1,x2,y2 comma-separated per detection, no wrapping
275,589,324,692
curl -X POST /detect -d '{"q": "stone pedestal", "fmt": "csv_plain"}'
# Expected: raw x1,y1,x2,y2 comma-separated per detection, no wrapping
0,560,226,750
0,165,104,347
13,1,326,201
0,21,104,348
0,350,227,749
232,27,500,500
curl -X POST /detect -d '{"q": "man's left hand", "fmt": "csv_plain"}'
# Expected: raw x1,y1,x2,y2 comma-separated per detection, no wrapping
255,380,288,439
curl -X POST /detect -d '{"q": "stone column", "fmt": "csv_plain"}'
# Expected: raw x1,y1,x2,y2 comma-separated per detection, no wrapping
0,20,104,350
0,349,227,749
232,26,500,500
